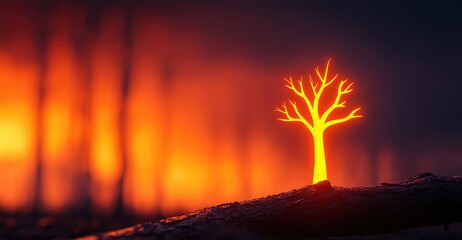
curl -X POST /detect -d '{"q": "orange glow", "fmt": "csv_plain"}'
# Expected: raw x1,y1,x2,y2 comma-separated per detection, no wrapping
41,7,84,213
160,74,213,213
276,59,362,184
0,3,39,212
0,117,29,158
88,9,125,215
0,50,38,212
0,7,377,217
123,12,166,216
248,133,280,198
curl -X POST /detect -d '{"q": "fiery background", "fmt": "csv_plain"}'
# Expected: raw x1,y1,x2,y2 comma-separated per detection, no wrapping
0,0,461,218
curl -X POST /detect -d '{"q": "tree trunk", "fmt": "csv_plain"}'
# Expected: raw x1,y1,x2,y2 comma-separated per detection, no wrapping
84,172,462,240
312,132,327,183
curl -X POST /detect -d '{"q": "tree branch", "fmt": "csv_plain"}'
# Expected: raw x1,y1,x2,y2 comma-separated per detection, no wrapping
324,107,362,129
275,102,313,132
321,79,351,122
90,173,462,240
284,77,314,111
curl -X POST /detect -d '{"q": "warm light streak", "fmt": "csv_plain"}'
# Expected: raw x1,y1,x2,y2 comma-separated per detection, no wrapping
41,9,84,212
161,81,215,214
0,119,29,158
123,14,165,215
276,59,362,184
0,52,38,212
88,9,124,214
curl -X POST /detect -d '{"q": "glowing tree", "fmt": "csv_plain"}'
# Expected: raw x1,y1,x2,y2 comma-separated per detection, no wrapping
275,59,362,184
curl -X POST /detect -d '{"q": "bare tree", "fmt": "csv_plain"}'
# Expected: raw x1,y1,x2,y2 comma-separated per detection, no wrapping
276,59,362,184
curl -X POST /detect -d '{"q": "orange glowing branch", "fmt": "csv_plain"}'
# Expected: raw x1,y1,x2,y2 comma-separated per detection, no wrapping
276,59,362,184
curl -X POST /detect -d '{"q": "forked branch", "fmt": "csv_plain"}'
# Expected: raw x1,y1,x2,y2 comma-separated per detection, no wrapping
276,58,362,184
284,77,313,111
275,101,313,133
276,58,361,129
324,107,362,129
321,79,355,123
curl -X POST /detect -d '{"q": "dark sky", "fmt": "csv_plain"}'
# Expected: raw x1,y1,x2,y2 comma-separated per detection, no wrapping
145,0,462,144
245,1,460,141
